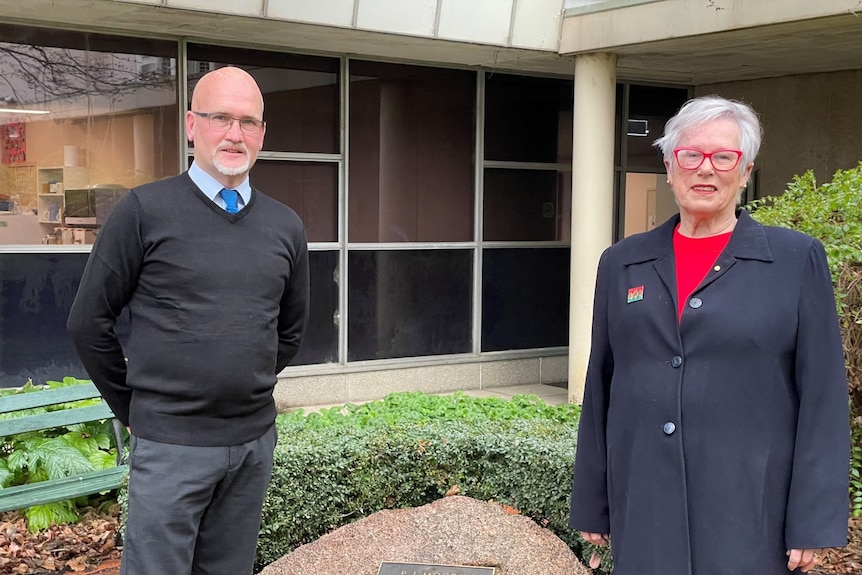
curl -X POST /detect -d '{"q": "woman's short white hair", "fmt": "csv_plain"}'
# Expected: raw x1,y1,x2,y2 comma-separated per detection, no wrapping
653,95,763,177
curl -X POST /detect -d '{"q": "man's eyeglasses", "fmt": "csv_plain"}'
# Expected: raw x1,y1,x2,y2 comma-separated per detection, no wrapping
192,111,265,135
673,147,743,172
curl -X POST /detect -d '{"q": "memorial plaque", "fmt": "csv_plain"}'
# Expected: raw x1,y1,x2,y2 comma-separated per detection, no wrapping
378,562,495,575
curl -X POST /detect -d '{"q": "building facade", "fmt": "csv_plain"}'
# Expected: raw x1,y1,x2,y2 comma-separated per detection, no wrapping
0,0,859,408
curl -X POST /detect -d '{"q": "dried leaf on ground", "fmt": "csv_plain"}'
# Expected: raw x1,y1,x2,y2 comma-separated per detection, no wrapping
811,516,862,575
0,506,121,575
1,506,862,574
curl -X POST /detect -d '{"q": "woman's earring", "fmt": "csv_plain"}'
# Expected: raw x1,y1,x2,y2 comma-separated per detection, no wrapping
666,179,671,185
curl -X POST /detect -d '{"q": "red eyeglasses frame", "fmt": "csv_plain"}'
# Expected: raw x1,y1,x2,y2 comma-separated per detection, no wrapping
673,147,743,171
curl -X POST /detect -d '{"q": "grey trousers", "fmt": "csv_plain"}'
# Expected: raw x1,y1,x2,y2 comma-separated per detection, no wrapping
120,425,278,575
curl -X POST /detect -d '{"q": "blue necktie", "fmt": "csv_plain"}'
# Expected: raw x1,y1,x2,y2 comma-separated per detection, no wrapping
220,188,239,214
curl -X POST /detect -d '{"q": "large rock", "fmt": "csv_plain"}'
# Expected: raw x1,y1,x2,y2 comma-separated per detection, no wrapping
260,495,590,575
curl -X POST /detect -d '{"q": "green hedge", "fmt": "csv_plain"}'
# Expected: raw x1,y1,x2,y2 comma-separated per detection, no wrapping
256,393,594,572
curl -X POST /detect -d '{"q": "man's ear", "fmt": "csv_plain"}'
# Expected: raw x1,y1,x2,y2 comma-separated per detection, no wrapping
184,110,196,143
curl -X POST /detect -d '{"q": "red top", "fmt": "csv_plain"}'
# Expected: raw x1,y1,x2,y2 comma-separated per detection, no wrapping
673,225,732,320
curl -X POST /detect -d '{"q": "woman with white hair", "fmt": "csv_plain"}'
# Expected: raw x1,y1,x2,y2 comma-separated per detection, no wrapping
569,95,849,574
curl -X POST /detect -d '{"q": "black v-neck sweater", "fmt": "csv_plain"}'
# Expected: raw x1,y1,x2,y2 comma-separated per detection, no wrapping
68,173,309,446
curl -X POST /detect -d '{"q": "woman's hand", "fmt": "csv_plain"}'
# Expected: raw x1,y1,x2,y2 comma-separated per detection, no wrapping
580,532,610,569
786,548,822,572
580,531,609,546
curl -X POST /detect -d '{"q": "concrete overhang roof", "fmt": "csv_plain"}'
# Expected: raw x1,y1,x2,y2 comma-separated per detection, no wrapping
0,0,576,77
561,2,862,84
1,1,860,86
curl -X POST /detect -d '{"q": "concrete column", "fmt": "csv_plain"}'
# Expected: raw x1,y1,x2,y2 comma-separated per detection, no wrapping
568,52,617,404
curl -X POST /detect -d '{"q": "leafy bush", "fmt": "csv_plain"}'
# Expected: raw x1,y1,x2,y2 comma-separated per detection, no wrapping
0,377,124,531
256,392,598,572
747,162,862,516
746,164,862,279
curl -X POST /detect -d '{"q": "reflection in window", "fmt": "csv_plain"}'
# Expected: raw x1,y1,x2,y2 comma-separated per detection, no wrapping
484,168,571,241
348,61,475,242
626,85,688,172
0,25,179,246
485,73,573,164
292,251,339,365
348,250,472,360
482,248,570,352
0,253,91,386
251,160,338,242
187,44,339,155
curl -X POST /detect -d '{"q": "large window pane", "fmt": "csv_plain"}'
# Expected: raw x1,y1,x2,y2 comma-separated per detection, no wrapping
0,25,179,246
626,85,689,172
0,253,91,387
187,44,339,155
292,251,339,365
348,61,475,242
482,247,570,352
485,73,573,164
614,83,624,166
0,250,339,387
250,160,337,242
483,168,571,241
348,249,472,360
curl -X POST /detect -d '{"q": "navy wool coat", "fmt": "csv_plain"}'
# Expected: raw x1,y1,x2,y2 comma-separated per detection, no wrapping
569,210,849,575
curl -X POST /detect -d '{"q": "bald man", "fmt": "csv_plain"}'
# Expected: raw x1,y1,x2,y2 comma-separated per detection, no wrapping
68,66,310,575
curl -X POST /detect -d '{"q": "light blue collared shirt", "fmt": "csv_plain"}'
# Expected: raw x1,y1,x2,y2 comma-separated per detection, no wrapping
187,161,252,212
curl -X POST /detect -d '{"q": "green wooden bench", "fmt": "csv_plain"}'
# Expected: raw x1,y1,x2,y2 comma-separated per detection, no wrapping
0,382,128,513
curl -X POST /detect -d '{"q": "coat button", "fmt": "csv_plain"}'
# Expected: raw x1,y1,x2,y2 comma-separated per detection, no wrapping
689,297,703,309
671,356,682,368
663,422,676,435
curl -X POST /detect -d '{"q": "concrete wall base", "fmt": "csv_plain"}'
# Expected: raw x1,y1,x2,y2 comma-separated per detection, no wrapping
274,355,569,411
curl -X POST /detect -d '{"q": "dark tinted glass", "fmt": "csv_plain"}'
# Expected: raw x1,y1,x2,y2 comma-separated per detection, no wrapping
187,44,339,154
482,247,570,352
483,168,571,241
485,73,573,163
615,83,624,166
0,253,91,387
291,251,339,365
0,250,340,388
626,85,689,172
250,160,337,242
348,249,472,360
348,61,475,242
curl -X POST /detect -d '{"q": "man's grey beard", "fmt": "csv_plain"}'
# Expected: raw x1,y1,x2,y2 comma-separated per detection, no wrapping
214,155,250,177
213,143,250,176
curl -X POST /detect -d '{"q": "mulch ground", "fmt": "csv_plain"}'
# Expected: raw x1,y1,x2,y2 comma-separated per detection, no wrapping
812,516,862,574
0,507,121,575
1,509,860,574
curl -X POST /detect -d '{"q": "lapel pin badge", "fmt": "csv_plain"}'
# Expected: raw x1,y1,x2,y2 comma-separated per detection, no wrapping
627,285,644,303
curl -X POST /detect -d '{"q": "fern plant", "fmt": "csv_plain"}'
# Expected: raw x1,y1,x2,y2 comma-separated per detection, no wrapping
0,377,124,531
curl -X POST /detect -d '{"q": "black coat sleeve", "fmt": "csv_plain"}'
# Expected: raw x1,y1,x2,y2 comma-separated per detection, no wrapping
66,192,143,425
569,248,615,534
784,239,850,549
275,222,309,373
